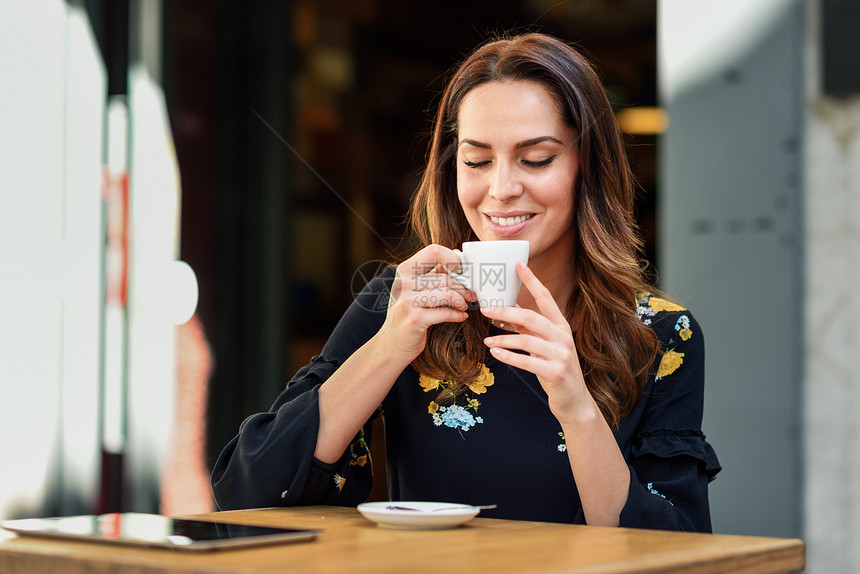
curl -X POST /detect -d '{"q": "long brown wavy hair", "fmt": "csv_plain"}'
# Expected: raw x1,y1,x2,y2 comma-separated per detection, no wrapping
408,32,659,430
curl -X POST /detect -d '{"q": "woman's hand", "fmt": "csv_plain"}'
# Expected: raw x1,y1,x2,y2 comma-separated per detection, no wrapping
376,244,476,362
480,261,592,424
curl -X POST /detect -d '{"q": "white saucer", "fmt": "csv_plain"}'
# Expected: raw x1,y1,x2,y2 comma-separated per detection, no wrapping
357,502,482,530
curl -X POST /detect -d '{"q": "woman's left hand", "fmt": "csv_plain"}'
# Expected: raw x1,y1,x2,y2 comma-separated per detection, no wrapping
481,261,591,424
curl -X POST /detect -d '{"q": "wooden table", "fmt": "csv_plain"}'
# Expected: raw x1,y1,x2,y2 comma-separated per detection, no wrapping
0,505,805,573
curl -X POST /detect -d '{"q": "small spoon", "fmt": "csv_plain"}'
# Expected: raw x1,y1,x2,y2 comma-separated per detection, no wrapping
385,504,497,513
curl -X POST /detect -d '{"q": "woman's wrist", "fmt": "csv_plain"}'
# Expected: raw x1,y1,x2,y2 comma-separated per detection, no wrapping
370,324,424,369
555,391,605,432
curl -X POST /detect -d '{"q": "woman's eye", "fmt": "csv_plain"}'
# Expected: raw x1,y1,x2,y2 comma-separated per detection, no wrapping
522,155,556,168
463,159,491,168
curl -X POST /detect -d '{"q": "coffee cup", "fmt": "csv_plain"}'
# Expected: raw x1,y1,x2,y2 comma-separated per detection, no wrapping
446,240,529,308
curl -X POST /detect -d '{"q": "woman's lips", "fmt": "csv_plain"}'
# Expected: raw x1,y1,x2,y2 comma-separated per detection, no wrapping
485,213,535,236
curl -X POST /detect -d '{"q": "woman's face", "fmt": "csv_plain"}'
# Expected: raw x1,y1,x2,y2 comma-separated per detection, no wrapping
456,80,579,270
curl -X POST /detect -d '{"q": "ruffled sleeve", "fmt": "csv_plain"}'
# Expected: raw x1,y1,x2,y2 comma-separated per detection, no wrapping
634,429,721,481
211,356,379,510
621,429,721,531
619,300,721,531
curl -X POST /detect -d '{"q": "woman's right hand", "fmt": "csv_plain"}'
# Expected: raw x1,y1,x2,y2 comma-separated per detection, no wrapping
376,244,475,361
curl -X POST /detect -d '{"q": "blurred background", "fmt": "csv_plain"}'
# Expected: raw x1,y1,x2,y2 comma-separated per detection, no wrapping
1,0,858,572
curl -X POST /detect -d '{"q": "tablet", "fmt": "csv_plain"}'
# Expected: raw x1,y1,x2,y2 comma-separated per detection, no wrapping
1,512,322,551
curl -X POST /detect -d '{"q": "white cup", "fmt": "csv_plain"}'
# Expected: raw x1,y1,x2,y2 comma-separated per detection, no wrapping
446,240,529,308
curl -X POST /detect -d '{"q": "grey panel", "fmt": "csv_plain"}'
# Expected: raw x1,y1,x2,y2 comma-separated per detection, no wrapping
659,1,804,537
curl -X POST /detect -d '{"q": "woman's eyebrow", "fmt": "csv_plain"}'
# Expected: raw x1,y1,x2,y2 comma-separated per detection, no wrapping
458,136,563,149
514,136,563,149
459,138,490,149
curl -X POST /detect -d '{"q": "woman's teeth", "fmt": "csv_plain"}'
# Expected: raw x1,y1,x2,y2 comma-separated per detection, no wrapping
490,214,532,227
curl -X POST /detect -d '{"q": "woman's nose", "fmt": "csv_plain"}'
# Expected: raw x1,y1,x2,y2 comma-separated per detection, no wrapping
488,163,523,201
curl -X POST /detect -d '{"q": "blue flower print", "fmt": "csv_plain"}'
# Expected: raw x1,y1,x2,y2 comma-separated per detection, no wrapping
431,404,483,432
422,364,494,433
646,482,673,505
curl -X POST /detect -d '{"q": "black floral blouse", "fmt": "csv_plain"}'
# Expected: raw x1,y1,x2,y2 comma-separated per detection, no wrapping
211,267,721,531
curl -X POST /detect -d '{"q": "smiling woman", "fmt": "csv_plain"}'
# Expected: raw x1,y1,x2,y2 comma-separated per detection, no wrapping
211,32,719,533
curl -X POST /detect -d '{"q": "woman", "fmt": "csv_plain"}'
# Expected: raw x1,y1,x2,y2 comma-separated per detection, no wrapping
211,32,720,531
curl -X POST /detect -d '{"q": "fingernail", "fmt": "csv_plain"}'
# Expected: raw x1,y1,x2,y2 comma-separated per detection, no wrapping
484,337,494,345
481,306,495,313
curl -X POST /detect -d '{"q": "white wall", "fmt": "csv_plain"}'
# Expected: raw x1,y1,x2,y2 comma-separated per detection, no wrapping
0,0,191,522
0,1,105,519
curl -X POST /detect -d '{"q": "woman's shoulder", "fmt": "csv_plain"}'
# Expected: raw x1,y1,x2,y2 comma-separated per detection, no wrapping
636,292,696,321
636,292,688,316
635,292,701,344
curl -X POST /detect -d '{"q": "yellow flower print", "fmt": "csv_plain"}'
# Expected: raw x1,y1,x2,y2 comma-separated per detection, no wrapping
428,401,439,414
648,297,686,313
467,363,495,394
675,315,693,341
352,455,368,467
656,350,685,379
333,474,345,492
419,373,441,393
